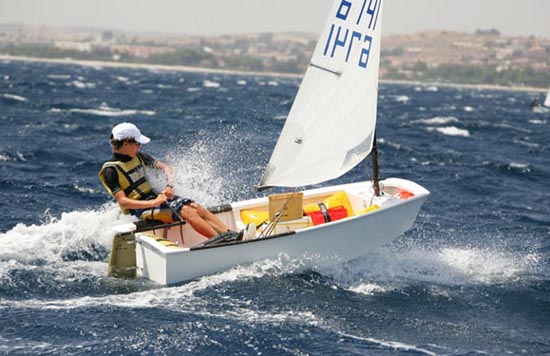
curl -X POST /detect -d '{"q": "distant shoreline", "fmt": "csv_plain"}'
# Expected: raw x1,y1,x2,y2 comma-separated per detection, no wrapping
1,54,545,93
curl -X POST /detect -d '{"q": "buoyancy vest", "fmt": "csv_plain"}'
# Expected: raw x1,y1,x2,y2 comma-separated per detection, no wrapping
98,154,154,215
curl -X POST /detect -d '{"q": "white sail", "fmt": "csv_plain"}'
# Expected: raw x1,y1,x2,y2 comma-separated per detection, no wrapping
259,0,384,188
544,84,550,107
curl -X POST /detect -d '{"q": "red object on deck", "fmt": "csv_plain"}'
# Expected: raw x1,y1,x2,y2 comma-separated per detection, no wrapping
396,189,415,200
306,206,348,226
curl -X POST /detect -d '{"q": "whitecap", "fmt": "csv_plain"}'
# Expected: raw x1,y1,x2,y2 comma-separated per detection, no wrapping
532,106,549,114
513,139,539,148
529,119,547,125
509,162,530,171
53,103,156,117
416,116,459,125
47,74,71,80
426,86,438,92
236,80,247,86
336,332,438,356
324,245,541,288
267,81,278,86
74,185,99,194
395,95,409,103
203,80,220,88
116,76,129,82
348,283,387,295
187,87,201,92
427,126,470,137
2,93,27,102
0,205,125,265
463,106,475,112
69,80,95,89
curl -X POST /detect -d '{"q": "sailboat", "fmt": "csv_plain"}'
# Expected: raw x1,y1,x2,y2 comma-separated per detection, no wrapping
544,84,550,107
109,0,429,285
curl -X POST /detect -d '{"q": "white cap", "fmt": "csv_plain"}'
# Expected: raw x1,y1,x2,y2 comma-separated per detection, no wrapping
111,122,151,144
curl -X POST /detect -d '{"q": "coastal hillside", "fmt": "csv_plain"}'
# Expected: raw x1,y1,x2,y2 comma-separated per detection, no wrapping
1,24,549,88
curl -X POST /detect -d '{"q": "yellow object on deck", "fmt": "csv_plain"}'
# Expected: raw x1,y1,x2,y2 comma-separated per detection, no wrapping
303,191,354,216
142,232,181,249
240,209,269,227
355,204,380,215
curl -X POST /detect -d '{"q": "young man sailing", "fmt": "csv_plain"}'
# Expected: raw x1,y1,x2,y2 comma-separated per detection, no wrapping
99,122,236,239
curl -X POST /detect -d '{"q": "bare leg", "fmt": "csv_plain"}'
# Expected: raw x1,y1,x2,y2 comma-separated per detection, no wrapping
178,203,228,238
193,203,228,232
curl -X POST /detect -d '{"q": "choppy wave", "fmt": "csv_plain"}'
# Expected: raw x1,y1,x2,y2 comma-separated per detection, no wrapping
1,60,549,354
2,93,28,102
50,104,155,117
415,116,460,125
427,126,470,137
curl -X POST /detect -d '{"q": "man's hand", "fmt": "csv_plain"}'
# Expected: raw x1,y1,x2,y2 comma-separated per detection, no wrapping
152,192,168,207
161,186,175,200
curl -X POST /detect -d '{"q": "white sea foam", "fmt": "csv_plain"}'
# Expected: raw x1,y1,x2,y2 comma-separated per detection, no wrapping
267,81,278,86
509,162,530,171
47,74,71,80
2,93,27,102
323,245,541,291
348,283,387,295
187,87,201,92
529,119,547,125
51,103,155,117
416,116,459,125
69,80,95,89
0,252,315,325
16,151,27,162
513,139,539,148
203,80,220,88
532,106,550,114
73,184,100,194
395,95,410,103
427,126,470,137
337,332,438,356
0,205,126,265
463,106,475,112
236,80,247,86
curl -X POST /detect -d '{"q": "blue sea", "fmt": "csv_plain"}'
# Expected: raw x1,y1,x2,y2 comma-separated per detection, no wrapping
0,59,549,355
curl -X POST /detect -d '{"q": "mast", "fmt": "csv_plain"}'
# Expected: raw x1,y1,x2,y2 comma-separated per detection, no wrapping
371,132,381,196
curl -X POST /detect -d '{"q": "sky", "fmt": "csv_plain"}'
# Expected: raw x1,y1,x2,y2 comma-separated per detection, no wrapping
0,0,549,38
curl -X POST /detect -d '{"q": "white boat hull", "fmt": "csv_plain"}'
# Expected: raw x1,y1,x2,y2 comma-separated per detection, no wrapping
128,178,428,285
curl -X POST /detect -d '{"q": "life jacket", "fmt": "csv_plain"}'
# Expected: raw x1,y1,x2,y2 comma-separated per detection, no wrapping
98,154,153,215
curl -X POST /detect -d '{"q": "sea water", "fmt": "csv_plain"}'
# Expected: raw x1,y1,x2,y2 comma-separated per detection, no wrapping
0,60,548,355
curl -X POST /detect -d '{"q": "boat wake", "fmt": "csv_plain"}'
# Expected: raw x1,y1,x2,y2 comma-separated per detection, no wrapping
322,243,543,297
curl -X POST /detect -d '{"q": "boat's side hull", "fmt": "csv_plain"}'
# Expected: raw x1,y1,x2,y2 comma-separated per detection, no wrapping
135,179,428,285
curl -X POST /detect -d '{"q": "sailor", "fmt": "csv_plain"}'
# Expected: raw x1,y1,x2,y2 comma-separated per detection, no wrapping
98,122,230,238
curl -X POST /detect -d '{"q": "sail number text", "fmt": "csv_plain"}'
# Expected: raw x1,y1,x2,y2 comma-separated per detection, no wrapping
323,0,382,69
